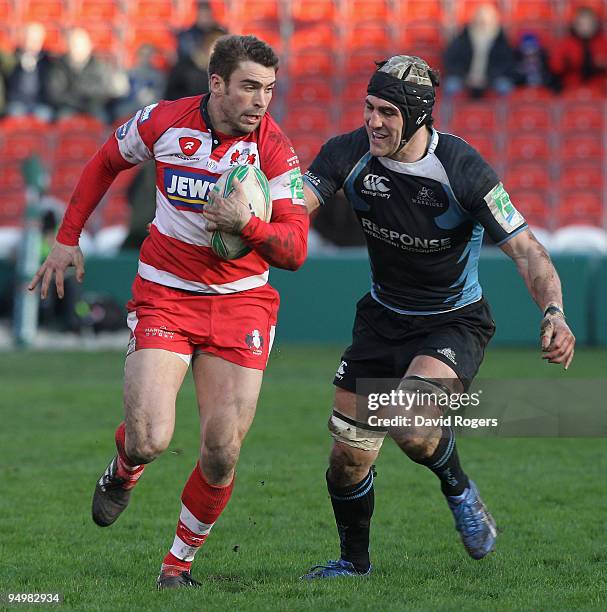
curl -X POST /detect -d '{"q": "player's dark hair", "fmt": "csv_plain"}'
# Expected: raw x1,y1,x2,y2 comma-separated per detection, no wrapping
209,35,279,84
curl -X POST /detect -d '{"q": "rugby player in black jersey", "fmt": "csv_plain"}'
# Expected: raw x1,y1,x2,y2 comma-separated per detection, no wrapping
301,56,575,579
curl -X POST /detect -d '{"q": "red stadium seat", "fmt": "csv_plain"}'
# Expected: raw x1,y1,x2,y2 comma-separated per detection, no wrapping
0,192,26,227
506,133,551,161
398,0,442,22
286,77,332,105
73,0,122,21
505,162,551,190
290,23,336,52
290,134,324,168
100,194,130,227
562,85,605,101
342,0,392,24
55,133,101,162
557,162,603,190
288,49,335,78
507,103,552,131
242,21,282,53
0,163,25,192
128,23,176,58
338,104,364,133
453,0,498,24
2,131,52,162
207,0,229,22
282,106,332,135
343,24,393,52
559,133,603,161
508,188,550,228
344,49,388,76
559,101,605,131
77,21,120,53
23,0,67,21
399,22,443,48
126,0,174,20
49,162,83,197
509,0,557,22
340,77,370,104
54,114,107,139
555,190,604,227
290,0,336,23
449,101,498,132
462,132,496,164
509,87,554,102
41,22,66,53
235,0,279,22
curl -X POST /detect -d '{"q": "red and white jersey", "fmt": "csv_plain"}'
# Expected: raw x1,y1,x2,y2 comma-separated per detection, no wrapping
115,95,304,294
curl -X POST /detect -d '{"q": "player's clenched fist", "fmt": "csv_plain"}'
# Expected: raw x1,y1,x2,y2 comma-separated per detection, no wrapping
28,241,85,300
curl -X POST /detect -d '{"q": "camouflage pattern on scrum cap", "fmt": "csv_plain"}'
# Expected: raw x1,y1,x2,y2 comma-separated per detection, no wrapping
367,54,438,150
377,55,435,86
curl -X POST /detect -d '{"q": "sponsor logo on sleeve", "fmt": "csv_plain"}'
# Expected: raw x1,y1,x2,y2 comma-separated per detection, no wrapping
138,103,158,124
164,168,218,212
484,182,525,232
304,170,321,187
289,168,305,203
116,116,135,140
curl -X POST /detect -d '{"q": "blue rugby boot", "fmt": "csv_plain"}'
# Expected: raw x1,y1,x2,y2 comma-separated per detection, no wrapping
447,480,497,560
301,559,372,580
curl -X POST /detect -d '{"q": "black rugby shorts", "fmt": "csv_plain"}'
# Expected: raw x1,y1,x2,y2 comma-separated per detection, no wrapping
333,293,496,392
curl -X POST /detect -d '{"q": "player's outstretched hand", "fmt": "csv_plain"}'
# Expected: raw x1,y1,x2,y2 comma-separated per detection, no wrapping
28,241,85,300
203,178,251,234
540,314,575,370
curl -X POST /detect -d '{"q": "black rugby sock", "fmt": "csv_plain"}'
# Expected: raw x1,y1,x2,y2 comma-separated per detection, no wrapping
413,427,469,497
326,468,375,573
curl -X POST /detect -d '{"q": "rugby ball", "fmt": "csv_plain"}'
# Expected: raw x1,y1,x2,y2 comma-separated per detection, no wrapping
210,164,272,260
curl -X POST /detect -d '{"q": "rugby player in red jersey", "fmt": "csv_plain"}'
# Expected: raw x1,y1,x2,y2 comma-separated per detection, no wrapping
29,35,308,589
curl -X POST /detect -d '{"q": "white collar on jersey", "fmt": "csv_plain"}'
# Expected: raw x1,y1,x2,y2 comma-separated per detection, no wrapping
377,128,439,172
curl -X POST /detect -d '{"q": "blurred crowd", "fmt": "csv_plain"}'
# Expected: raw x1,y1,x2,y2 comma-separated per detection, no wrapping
2,3,607,124
443,4,607,98
0,1,226,123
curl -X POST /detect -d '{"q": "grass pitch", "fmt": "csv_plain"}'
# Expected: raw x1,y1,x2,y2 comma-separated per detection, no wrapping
1,345,606,611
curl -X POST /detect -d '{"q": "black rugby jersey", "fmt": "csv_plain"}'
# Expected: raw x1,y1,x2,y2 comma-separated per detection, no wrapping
304,127,528,314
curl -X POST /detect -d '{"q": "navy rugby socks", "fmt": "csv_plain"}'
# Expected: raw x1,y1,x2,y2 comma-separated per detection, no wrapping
326,468,375,573
413,427,469,497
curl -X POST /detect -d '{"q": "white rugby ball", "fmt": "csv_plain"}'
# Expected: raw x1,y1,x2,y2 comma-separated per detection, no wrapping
210,164,272,260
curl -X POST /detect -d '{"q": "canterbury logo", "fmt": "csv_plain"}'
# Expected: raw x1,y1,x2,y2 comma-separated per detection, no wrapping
362,174,390,192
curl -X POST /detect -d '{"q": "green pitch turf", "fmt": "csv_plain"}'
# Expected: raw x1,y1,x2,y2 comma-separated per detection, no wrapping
1,346,605,611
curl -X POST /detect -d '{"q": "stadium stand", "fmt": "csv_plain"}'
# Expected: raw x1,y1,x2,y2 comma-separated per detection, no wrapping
0,0,606,251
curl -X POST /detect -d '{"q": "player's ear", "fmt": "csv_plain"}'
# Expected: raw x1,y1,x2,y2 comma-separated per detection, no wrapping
209,73,225,96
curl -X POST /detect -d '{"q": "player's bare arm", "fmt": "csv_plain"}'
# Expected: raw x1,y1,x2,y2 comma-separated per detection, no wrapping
500,228,575,369
303,183,321,214
28,241,85,300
